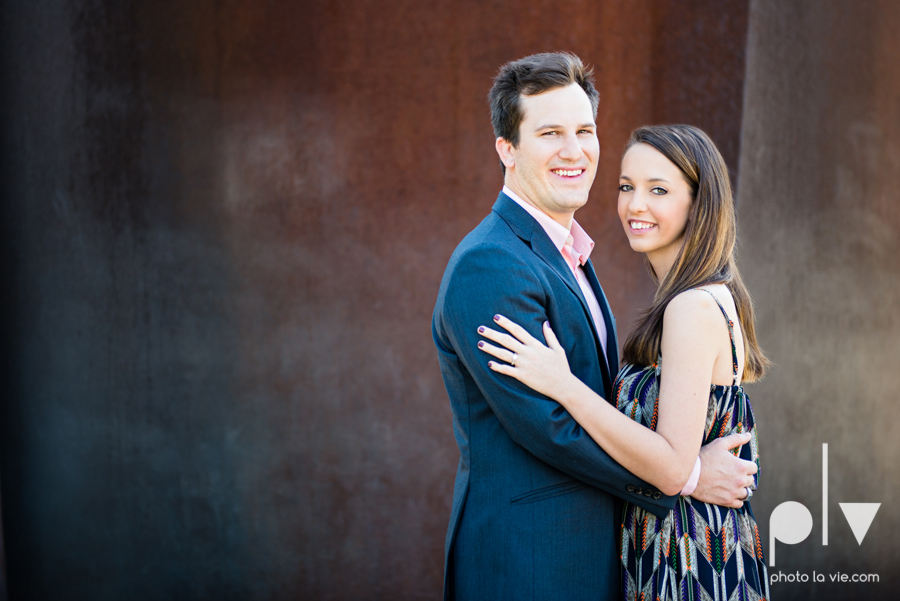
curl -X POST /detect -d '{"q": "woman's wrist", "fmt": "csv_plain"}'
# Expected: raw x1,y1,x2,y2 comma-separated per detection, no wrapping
557,373,587,408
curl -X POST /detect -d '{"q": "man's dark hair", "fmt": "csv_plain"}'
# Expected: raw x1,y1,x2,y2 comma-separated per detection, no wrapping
489,52,599,154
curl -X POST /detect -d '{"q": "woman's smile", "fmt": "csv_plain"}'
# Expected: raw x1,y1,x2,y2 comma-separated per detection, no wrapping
628,219,657,232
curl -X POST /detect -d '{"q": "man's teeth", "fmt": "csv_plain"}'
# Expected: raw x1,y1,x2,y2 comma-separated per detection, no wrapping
631,221,655,230
553,169,583,177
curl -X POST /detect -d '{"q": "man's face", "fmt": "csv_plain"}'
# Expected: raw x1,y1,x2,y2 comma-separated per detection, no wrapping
497,83,599,221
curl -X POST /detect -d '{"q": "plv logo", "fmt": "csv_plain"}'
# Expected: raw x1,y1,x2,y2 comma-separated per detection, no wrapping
769,443,880,565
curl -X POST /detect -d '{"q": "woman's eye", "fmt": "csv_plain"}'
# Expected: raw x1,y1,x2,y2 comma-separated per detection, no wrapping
618,184,633,192
651,187,667,195
542,131,558,136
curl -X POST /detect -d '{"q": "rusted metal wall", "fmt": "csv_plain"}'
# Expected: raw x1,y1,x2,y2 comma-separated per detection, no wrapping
0,1,748,599
0,478,5,601
737,1,900,598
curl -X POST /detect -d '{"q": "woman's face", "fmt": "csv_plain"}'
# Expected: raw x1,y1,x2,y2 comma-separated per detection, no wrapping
617,143,693,276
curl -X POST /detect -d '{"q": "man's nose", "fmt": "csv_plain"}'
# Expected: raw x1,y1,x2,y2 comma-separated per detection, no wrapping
558,133,583,160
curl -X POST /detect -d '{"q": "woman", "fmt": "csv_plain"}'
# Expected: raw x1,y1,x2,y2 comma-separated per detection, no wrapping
476,124,770,600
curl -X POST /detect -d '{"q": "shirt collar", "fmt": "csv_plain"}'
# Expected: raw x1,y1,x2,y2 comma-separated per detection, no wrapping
502,185,595,264
567,219,595,265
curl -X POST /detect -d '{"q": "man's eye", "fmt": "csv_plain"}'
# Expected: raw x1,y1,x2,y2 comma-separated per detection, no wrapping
543,131,558,136
618,184,633,192
651,187,668,195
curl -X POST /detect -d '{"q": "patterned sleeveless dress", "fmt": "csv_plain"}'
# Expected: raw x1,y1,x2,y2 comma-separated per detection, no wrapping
615,289,770,601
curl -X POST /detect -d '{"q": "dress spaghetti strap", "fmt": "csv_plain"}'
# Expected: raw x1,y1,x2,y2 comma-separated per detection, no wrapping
693,288,740,386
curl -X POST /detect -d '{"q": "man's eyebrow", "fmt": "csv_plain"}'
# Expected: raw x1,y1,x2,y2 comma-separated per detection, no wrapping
534,122,596,131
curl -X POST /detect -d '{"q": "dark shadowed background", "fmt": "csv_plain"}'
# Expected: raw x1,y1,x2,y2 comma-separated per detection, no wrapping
0,1,897,600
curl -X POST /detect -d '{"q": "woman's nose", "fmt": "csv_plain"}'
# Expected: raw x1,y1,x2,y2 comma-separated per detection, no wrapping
628,192,648,213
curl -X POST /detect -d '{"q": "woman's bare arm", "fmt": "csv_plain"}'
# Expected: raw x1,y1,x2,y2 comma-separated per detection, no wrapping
478,290,725,496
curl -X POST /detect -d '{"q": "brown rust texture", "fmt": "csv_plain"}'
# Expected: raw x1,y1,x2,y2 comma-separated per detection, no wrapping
0,0,748,599
737,0,900,597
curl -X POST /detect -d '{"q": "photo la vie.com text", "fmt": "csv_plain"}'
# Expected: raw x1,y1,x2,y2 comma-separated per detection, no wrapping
768,444,881,587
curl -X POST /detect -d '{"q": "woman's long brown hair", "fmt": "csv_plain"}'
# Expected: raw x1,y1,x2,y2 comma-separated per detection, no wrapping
621,125,770,382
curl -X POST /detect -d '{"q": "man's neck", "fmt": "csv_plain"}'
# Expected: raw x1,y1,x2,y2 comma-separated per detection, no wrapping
503,179,574,230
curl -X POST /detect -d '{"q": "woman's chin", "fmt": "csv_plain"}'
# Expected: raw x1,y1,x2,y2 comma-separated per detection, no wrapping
625,238,652,253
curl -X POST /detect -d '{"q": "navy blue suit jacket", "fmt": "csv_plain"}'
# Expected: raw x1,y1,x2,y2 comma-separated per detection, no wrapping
432,193,677,600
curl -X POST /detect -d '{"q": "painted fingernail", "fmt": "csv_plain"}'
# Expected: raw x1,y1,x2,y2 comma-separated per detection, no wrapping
493,314,500,322
477,326,485,334
488,361,495,368
477,341,484,348
544,321,549,327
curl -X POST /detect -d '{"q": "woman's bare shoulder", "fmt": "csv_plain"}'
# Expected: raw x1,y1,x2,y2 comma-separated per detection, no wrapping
664,288,721,318
662,288,726,341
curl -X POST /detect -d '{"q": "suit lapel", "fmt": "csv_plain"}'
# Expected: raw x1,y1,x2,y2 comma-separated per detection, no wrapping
583,259,619,381
493,193,613,392
492,194,584,302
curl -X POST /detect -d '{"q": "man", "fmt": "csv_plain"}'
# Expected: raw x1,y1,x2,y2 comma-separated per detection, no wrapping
432,52,755,600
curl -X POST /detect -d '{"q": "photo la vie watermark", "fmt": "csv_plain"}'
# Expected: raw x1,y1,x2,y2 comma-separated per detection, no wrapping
769,570,879,585
767,444,881,586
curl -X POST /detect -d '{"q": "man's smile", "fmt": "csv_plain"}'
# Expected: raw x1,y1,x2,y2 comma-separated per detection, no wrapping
551,168,585,178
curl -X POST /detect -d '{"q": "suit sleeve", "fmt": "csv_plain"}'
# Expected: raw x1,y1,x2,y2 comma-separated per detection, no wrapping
438,243,677,517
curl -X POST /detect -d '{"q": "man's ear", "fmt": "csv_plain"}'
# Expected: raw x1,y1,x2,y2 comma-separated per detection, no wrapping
495,137,516,170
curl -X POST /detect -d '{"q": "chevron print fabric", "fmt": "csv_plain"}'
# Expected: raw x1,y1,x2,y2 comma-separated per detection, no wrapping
614,291,769,601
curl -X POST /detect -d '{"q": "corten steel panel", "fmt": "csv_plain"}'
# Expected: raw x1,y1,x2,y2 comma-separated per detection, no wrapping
0,479,5,601
0,0,747,599
738,0,900,598
650,0,751,185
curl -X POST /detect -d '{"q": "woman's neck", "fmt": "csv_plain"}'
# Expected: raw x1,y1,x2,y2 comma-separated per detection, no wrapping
648,250,678,285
